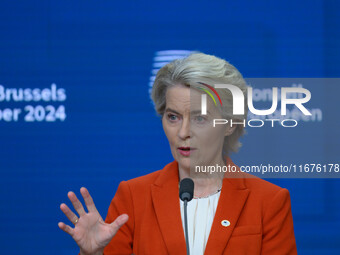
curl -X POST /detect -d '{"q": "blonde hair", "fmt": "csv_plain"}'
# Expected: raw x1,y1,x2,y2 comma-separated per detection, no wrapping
151,52,248,155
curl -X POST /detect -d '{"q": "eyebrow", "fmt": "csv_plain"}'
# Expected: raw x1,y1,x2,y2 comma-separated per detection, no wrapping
164,108,211,115
164,108,181,115
191,110,208,115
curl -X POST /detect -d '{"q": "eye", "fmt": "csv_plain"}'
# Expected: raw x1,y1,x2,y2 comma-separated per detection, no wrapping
196,116,204,122
167,113,179,122
194,115,207,124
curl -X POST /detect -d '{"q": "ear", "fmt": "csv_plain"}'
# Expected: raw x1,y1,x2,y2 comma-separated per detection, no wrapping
224,123,237,136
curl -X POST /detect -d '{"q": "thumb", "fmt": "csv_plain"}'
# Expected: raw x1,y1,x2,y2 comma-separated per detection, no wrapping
110,214,129,233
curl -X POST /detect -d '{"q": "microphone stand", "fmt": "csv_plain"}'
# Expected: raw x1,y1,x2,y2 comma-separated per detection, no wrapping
184,199,190,255
179,178,194,255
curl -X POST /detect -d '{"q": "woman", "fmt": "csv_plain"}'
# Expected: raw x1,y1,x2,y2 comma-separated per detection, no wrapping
59,53,297,255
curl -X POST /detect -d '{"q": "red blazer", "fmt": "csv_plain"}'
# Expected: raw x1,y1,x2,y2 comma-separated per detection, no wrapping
104,159,297,255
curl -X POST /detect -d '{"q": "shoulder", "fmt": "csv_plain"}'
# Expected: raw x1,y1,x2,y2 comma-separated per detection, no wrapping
120,160,178,189
226,157,286,197
107,168,165,217
243,174,284,194
241,172,290,201
121,169,163,191
224,168,291,213
225,158,289,198
239,173,292,215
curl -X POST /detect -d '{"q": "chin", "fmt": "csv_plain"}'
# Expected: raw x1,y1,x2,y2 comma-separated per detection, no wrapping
177,158,191,171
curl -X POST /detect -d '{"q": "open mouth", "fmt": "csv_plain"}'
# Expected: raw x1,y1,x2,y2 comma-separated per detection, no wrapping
178,147,192,151
178,147,196,156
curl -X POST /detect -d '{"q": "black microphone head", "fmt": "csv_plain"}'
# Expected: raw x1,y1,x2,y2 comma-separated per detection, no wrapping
179,178,194,202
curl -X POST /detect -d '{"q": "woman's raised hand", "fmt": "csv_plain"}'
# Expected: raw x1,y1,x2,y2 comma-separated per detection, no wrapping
58,187,128,255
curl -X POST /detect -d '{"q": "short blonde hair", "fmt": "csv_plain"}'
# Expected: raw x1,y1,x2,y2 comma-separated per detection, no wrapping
151,52,248,155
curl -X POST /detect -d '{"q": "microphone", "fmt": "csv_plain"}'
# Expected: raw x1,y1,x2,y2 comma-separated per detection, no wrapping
179,178,194,202
179,178,194,255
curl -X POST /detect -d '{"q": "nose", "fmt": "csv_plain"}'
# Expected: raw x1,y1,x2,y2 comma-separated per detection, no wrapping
178,117,191,140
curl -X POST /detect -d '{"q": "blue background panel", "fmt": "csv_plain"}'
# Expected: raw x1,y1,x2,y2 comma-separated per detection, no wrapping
0,1,340,254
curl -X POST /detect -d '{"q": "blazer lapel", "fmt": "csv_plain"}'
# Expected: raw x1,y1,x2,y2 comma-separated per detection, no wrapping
151,161,187,255
150,159,249,255
204,161,250,255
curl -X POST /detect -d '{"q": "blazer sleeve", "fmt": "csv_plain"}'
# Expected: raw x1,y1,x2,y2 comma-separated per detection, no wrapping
103,181,135,255
261,188,297,255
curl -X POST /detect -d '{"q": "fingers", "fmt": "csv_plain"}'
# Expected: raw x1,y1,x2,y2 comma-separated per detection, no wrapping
110,214,129,234
58,221,74,236
60,203,79,225
116,214,129,227
68,191,86,216
59,187,96,228
80,187,98,213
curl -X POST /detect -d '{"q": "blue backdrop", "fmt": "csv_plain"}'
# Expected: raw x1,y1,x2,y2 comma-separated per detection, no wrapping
0,1,339,254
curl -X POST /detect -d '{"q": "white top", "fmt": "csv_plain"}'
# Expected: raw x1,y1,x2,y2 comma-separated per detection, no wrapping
180,191,221,255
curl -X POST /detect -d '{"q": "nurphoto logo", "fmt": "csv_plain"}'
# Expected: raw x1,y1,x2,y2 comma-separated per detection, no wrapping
199,82,312,128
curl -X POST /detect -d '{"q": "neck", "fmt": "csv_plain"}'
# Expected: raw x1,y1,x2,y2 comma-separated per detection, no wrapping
178,161,225,198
